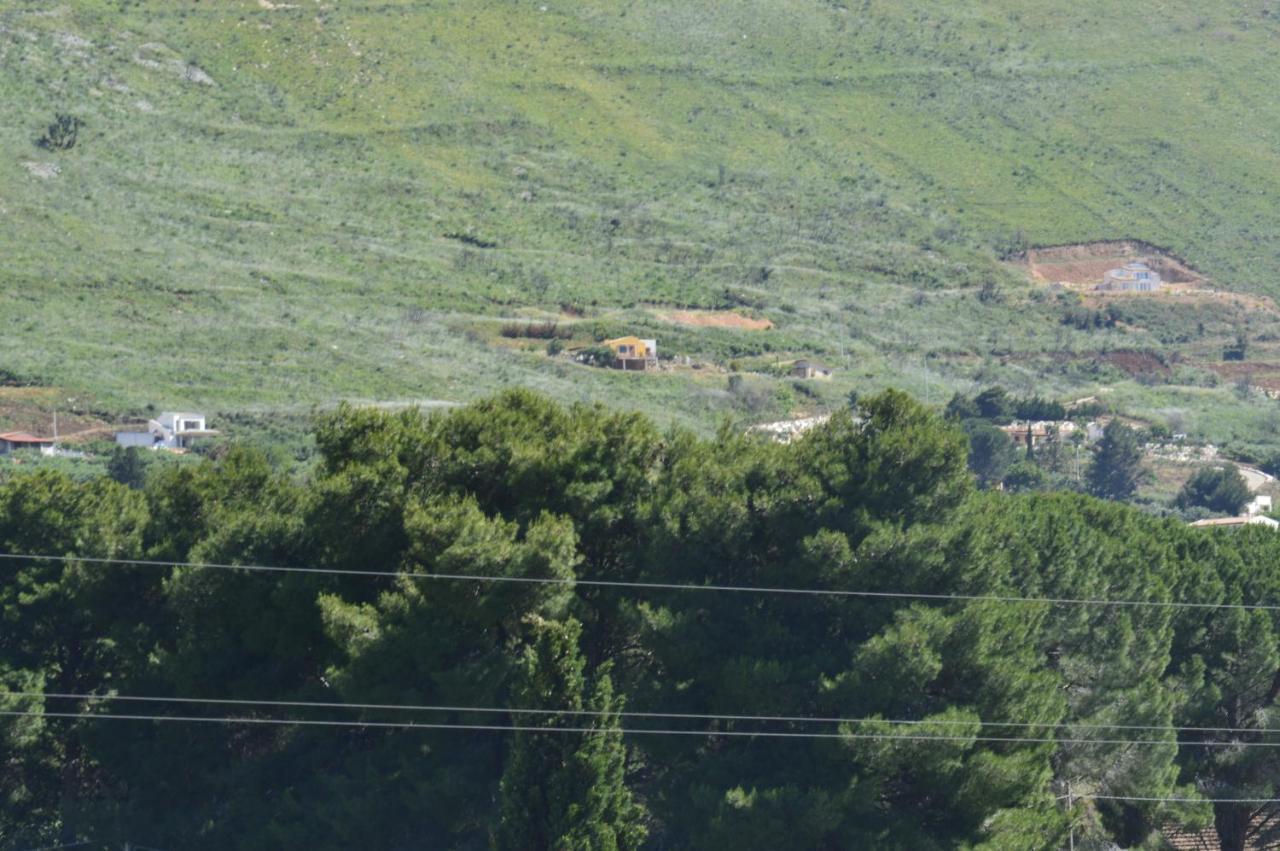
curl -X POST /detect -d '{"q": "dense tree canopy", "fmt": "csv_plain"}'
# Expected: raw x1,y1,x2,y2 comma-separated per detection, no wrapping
1177,464,1252,516
1,390,1277,850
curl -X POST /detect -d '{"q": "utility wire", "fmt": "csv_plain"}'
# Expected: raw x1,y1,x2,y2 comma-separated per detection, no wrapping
17,691,1280,737
0,552,1274,612
1074,795,1280,804
3,708,1277,747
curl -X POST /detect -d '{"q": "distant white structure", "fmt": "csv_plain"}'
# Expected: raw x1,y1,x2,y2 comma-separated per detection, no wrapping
1247,495,1273,517
1191,515,1280,531
115,411,217,450
749,414,833,444
1100,261,1161,292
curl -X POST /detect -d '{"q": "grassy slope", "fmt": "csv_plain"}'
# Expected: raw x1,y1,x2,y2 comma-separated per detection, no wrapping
2,0,1280,444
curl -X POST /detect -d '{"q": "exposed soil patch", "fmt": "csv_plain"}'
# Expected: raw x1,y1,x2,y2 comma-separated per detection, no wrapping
1097,349,1170,379
1002,349,1170,380
1020,240,1204,286
1202,361,1280,393
0,387,107,438
657,310,772,330
1016,240,1280,315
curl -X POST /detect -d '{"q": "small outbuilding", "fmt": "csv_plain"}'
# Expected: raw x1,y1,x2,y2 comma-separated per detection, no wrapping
790,360,832,379
1100,261,1161,292
602,337,658,371
0,431,55,455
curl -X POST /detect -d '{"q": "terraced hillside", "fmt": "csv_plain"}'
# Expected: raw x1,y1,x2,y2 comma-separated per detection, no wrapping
3,0,1280,444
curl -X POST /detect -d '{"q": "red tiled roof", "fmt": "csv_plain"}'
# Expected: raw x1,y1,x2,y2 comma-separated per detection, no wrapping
1162,813,1280,850
0,432,54,444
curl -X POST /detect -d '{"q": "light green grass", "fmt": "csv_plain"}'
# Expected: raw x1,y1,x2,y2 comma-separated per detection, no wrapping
3,0,1280,448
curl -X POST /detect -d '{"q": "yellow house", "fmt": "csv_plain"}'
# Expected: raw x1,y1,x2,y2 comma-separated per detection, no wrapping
603,336,656,359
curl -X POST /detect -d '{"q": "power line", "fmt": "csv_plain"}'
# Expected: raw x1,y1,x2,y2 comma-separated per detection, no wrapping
0,552,1273,612
3,708,1278,748
21,691,1280,737
1076,795,1280,804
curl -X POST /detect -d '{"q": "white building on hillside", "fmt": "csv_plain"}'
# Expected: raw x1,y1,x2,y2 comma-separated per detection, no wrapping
116,411,217,450
1100,261,1161,292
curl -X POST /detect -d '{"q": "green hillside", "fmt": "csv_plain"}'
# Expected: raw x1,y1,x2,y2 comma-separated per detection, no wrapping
4,0,1280,443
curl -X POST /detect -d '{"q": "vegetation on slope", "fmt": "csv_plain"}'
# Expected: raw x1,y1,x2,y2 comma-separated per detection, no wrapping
3,1,1280,445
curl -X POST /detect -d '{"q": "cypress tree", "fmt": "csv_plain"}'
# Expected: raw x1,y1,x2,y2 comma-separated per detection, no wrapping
496,617,646,851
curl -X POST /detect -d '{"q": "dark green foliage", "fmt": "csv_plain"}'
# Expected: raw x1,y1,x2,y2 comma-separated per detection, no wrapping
501,321,573,340
105,446,147,489
1223,331,1249,362
1014,396,1067,421
973,386,1013,422
964,420,1017,487
496,618,646,851
944,391,980,421
579,345,619,367
1176,465,1251,515
3,390,1279,850
948,388,1066,425
1087,420,1145,501
1003,459,1048,493
1261,452,1280,479
35,113,83,151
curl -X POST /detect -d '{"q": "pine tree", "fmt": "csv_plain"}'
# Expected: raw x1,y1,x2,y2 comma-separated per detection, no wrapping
1087,420,1145,500
1176,464,1250,514
496,617,646,851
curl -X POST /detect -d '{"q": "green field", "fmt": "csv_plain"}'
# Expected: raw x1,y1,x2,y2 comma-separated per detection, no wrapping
4,0,1280,446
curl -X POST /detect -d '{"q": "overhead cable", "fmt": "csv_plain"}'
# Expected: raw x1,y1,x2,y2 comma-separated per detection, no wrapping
0,552,1272,612
4,708,1277,747
17,691,1280,737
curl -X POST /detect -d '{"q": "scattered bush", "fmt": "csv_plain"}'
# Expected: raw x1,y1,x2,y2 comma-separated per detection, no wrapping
577,345,616,367
36,113,83,151
500,321,572,340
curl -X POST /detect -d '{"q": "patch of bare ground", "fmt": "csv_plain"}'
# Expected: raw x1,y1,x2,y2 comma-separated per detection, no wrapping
657,309,773,330
1014,240,1280,315
1001,349,1170,379
1018,240,1205,286
1201,361,1280,394
0,387,108,438
1097,349,1171,379
22,161,60,179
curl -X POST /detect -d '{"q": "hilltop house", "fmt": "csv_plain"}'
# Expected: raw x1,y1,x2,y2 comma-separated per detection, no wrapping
0,431,55,456
602,336,658,371
115,411,217,451
790,360,833,379
1099,261,1161,292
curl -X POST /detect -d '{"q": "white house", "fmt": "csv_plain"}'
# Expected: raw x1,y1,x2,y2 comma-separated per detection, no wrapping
115,411,217,450
1247,495,1273,517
